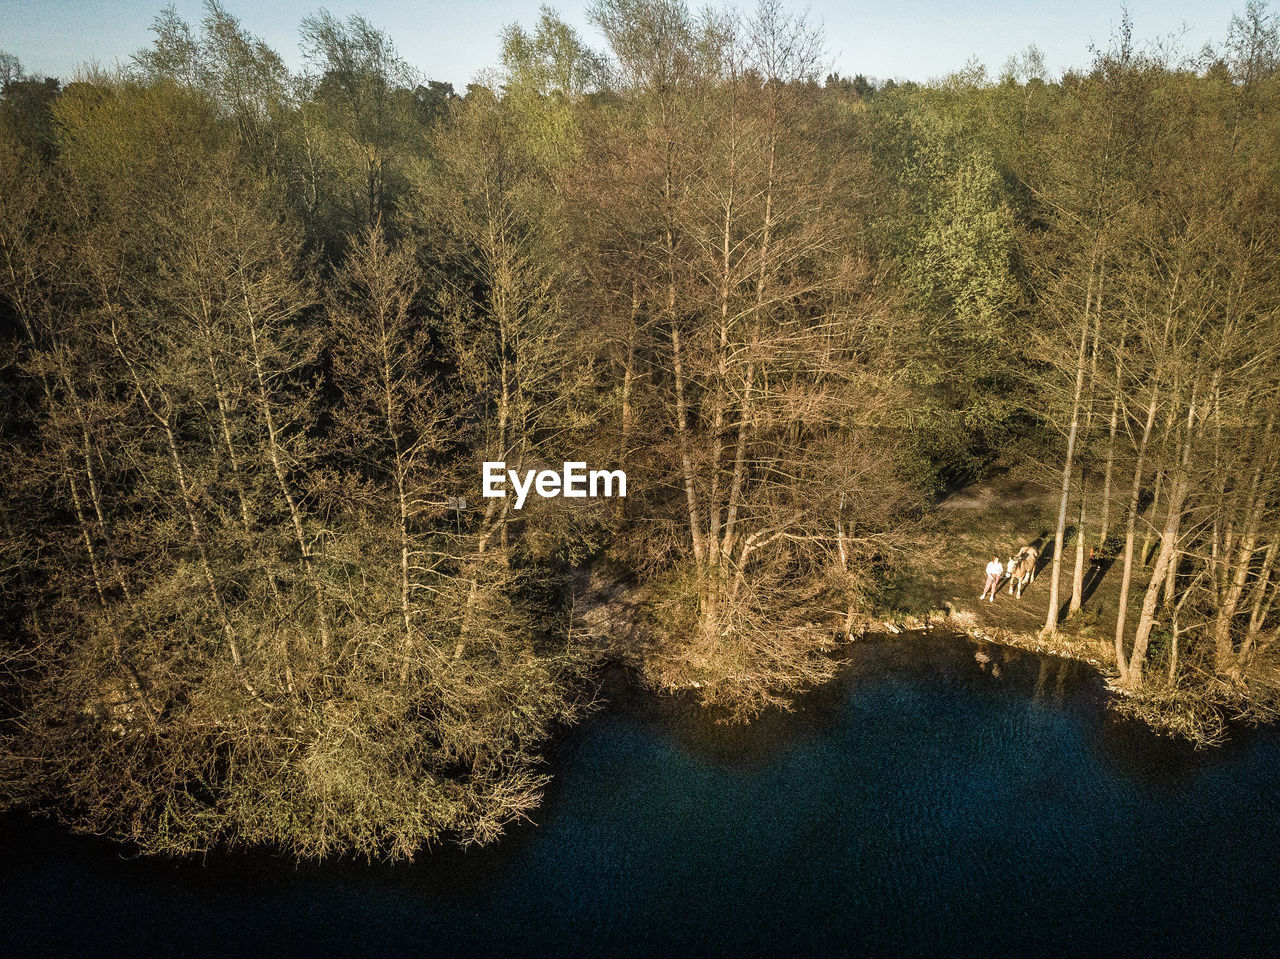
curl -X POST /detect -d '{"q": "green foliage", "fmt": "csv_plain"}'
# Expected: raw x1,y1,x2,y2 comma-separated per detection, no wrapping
872,91,1021,483
498,7,604,173
297,8,427,239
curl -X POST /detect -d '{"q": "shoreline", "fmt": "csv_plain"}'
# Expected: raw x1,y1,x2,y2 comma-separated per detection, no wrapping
852,605,1264,746
578,552,1262,749
3,625,1267,871
858,605,1112,672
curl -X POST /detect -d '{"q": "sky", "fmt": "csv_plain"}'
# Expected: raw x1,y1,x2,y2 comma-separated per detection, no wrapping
0,0,1252,89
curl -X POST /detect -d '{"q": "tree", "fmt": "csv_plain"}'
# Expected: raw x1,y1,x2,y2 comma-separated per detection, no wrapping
580,0,922,716
298,9,423,237
871,89,1021,482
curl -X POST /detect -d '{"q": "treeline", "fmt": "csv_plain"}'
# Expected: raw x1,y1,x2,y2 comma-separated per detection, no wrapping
0,0,1277,856
1014,9,1280,713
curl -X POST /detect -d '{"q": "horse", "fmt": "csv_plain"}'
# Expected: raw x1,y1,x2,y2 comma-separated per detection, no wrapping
1006,546,1039,599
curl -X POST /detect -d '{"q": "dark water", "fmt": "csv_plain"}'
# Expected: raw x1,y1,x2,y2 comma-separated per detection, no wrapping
4,634,1280,957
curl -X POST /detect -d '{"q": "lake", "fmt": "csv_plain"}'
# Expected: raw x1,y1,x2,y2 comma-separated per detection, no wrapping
3,634,1278,957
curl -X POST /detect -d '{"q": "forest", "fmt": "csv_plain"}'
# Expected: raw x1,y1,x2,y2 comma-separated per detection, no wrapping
1,0,1278,859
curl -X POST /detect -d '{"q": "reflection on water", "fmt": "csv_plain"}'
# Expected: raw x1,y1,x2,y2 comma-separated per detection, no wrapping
3,633,1278,957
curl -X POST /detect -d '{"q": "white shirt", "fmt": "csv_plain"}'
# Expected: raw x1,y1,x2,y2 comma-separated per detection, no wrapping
985,560,1004,577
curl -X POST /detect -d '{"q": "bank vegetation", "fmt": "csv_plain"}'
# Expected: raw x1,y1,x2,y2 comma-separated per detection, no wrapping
1,0,1278,856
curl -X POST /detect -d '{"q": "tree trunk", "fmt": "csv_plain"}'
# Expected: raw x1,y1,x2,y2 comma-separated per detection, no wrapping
1246,541,1279,638
244,293,333,658
1043,255,1096,636
664,147,704,564
1212,411,1274,678
617,284,638,467
1126,476,1188,688
1070,466,1086,614
1161,547,1178,610
1098,328,1125,545
1141,471,1161,565
1114,386,1159,684
706,136,738,564
1126,392,1197,689
722,123,775,568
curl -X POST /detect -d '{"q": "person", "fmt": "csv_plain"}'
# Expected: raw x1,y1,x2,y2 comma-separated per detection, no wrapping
980,556,1003,603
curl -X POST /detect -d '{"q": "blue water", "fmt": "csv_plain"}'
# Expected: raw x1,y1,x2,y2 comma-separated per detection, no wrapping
3,635,1279,957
